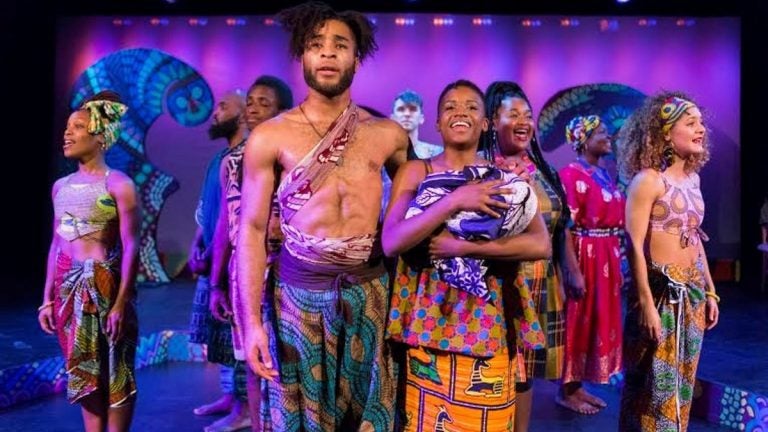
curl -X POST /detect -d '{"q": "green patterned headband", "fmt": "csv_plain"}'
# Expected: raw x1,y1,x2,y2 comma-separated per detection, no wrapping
81,100,128,149
660,97,695,133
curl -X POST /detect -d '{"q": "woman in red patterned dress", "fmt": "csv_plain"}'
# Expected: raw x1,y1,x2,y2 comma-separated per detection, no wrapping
558,115,625,413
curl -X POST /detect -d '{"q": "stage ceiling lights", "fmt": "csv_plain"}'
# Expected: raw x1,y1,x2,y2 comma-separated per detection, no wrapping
225,17,247,26
112,18,133,26
599,18,619,31
521,18,542,27
472,17,493,26
107,15,698,30
394,17,416,26
560,18,580,27
149,17,169,26
187,17,207,26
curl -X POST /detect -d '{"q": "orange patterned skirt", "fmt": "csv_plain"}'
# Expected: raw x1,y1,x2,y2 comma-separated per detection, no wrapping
619,261,707,431
402,346,516,432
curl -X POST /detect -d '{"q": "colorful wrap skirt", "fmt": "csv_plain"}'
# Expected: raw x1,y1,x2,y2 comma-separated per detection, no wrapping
263,250,395,432
401,347,516,432
511,259,565,381
619,260,708,432
54,251,137,407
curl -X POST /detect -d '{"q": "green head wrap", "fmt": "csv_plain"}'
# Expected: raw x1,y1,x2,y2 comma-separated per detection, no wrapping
81,100,128,149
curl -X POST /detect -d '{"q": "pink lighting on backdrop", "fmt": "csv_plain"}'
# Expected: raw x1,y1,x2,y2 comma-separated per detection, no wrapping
54,14,741,262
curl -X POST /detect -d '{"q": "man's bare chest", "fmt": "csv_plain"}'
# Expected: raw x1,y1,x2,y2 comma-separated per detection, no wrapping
278,126,388,178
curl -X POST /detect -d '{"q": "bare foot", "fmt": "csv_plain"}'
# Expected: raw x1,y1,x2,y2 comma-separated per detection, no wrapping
573,387,607,408
555,393,601,415
204,401,252,432
194,394,234,416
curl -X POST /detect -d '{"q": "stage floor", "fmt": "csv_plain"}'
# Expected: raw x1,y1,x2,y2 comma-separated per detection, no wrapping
2,362,731,431
696,284,768,396
0,279,762,431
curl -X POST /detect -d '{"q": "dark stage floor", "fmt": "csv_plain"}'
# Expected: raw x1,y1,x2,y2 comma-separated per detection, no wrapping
2,362,731,432
0,280,763,431
695,284,768,396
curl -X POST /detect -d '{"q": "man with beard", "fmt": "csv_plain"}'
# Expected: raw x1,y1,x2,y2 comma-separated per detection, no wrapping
236,2,408,431
187,91,251,431
391,89,443,159
208,76,294,432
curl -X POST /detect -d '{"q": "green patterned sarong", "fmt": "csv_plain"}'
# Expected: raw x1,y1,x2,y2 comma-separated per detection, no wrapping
263,250,395,432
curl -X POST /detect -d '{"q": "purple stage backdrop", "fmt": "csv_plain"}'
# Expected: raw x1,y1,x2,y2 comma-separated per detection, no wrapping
54,15,740,275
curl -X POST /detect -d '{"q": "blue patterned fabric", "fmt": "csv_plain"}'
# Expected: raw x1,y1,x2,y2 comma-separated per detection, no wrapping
265,271,395,431
69,48,214,283
196,147,231,246
405,165,537,301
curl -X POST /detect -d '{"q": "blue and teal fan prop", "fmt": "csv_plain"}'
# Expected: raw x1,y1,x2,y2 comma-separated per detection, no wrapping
70,48,214,283
538,82,646,154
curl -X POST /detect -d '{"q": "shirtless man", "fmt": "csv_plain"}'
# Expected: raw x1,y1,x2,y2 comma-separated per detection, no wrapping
236,3,408,431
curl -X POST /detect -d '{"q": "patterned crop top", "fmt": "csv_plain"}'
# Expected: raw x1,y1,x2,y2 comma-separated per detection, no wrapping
648,171,708,248
54,171,118,242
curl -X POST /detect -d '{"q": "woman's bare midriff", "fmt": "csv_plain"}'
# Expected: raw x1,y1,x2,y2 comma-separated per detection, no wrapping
647,231,701,268
56,228,118,262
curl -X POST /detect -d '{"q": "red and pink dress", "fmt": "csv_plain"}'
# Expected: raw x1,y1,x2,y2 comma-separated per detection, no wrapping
559,158,625,383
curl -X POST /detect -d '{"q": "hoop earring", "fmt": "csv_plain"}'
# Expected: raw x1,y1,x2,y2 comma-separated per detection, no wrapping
663,142,675,167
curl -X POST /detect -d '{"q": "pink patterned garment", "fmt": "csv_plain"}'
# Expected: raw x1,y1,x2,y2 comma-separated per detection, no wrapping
275,103,375,265
280,223,374,266
277,103,359,224
560,160,624,384
649,171,708,248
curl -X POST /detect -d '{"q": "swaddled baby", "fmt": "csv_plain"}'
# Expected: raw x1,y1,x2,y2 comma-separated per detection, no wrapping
406,165,538,301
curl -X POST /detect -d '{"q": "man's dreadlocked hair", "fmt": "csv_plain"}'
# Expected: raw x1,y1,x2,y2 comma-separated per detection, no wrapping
278,1,378,62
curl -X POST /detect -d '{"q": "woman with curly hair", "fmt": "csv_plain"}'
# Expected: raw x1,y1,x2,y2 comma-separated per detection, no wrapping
617,91,720,431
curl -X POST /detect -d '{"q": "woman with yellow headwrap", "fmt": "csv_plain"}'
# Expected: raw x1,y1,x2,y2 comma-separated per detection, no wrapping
557,114,625,414
38,90,139,431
